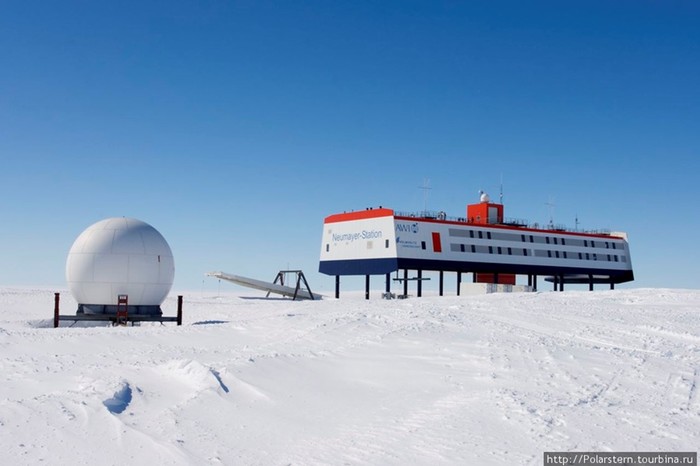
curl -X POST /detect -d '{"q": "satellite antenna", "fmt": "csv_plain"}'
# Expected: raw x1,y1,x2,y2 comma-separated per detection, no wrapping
419,178,431,213
575,214,580,231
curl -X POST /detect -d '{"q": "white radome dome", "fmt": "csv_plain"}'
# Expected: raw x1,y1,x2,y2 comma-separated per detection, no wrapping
66,218,175,306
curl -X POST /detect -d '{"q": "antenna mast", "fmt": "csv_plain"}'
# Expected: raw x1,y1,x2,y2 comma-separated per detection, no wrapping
545,197,556,228
499,174,504,204
419,178,431,214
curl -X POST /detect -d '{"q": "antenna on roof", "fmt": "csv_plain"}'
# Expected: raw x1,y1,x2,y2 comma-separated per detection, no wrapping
499,173,504,204
545,197,556,228
419,178,431,214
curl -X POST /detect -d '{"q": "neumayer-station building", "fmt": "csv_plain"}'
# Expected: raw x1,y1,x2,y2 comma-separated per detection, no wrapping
319,194,634,298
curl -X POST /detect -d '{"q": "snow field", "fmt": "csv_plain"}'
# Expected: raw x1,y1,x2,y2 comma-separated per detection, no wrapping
0,287,698,465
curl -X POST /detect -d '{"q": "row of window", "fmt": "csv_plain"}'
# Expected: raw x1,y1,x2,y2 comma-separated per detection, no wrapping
446,242,627,263
448,228,621,250
533,249,627,263
326,239,627,264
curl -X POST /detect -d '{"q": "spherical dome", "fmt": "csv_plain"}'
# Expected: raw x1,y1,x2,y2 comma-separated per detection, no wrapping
480,192,490,203
66,218,175,306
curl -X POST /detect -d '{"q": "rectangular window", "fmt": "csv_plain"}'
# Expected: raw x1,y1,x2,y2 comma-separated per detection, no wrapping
614,255,619,262
421,241,426,250
546,237,550,244
326,244,329,252
553,237,558,245
584,240,588,247
508,247,512,255
478,231,483,239
497,246,502,254
385,239,390,248
470,230,474,238
579,253,582,259
586,253,590,260
555,251,560,258
487,232,492,240
612,243,617,250
591,241,596,248
561,238,566,246
530,235,534,243
460,244,465,252
489,246,493,254
547,250,552,258
471,245,476,253
523,249,528,256
563,251,567,259
521,234,526,242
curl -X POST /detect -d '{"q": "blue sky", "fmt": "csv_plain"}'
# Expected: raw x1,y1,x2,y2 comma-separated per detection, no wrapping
1,0,698,293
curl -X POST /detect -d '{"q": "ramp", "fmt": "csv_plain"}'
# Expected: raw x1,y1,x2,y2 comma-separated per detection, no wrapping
206,271,321,300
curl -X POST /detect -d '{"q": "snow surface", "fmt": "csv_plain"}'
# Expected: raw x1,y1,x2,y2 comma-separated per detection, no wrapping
1,287,698,465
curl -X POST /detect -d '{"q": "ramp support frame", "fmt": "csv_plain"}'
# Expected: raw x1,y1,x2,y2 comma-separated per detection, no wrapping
267,270,316,301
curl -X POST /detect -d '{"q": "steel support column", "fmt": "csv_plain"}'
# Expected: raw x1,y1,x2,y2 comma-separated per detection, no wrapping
417,270,423,297
53,293,60,328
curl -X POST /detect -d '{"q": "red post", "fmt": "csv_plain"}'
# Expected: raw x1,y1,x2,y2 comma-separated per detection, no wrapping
116,294,128,326
54,293,60,328
177,295,183,326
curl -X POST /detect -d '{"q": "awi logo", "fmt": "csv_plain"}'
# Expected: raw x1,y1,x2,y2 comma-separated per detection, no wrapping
395,222,420,249
396,223,419,234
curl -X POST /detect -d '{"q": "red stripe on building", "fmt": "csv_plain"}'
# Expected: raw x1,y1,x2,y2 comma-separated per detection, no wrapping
324,208,394,224
432,232,442,253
